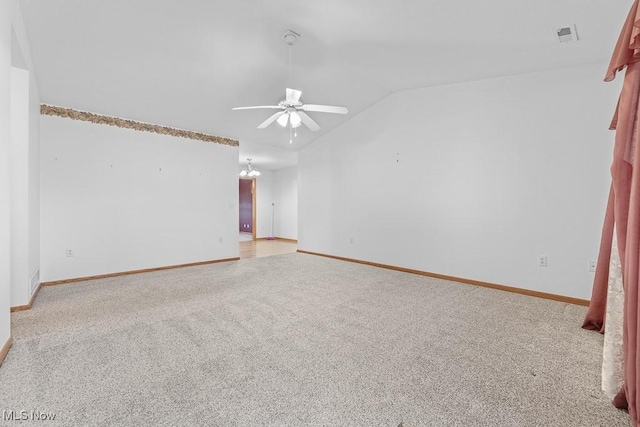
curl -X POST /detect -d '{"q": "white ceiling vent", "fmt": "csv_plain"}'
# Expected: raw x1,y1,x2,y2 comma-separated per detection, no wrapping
556,25,578,43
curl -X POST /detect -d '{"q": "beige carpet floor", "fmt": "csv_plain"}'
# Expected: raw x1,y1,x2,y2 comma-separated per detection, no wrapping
0,253,631,426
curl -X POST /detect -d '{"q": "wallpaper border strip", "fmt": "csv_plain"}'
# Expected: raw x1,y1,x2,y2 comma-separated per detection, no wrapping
40,104,239,147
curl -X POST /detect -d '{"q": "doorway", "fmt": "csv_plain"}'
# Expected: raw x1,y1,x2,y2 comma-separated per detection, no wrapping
239,178,256,241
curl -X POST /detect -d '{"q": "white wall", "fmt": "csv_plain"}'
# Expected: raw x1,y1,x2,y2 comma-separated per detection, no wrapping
9,3,40,309
23,21,41,303
0,0,15,348
10,66,29,306
299,62,619,300
273,166,298,240
41,115,239,282
254,170,273,238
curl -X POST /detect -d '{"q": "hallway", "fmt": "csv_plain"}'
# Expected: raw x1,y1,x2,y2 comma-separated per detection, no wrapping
239,239,297,259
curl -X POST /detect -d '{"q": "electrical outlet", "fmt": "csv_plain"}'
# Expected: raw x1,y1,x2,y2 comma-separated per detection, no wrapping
219,237,223,244
66,249,74,258
588,260,596,272
537,256,547,267
349,237,355,244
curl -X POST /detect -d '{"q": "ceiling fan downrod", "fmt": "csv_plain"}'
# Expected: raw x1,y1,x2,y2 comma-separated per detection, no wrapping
283,30,299,88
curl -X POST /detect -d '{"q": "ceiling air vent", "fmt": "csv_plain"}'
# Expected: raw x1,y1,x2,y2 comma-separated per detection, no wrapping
556,25,578,43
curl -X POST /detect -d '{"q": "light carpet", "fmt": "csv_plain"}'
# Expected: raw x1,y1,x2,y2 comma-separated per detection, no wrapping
0,253,631,426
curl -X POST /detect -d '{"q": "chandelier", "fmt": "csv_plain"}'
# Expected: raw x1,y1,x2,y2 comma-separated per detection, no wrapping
239,158,261,177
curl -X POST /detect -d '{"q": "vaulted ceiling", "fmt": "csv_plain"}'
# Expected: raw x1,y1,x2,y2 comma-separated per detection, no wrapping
20,0,630,168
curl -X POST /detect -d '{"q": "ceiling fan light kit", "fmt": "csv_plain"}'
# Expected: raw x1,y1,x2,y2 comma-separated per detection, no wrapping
232,30,349,142
276,112,289,127
289,110,302,127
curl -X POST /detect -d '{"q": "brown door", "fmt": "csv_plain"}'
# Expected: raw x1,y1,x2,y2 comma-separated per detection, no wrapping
239,179,253,233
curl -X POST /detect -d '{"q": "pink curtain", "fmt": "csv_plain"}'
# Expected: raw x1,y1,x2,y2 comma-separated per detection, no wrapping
583,186,615,333
584,1,640,423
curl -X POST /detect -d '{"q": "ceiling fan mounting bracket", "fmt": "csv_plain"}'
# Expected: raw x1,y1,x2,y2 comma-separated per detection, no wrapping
282,29,300,46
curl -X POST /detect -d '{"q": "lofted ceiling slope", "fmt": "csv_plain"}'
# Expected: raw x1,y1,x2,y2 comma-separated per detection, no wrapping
20,0,630,154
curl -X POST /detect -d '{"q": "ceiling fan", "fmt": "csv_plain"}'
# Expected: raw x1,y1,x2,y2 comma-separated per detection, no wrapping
232,30,348,136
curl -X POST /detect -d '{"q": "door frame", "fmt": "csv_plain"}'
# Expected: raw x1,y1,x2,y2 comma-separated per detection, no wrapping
239,177,257,240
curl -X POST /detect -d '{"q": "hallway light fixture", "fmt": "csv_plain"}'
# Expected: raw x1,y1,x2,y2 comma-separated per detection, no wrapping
239,158,261,177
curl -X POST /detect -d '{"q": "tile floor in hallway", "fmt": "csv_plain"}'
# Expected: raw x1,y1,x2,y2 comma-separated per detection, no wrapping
239,239,297,259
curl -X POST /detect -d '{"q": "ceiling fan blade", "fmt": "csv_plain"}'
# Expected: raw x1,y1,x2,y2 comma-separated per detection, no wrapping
257,111,286,129
286,88,302,103
297,111,321,132
232,105,281,110
301,104,349,114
